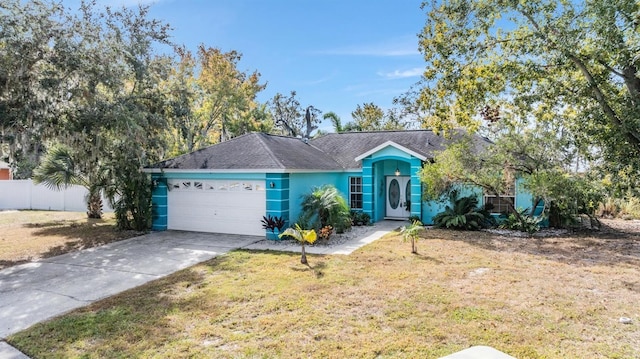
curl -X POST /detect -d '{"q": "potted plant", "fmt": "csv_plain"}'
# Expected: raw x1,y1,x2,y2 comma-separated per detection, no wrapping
261,215,286,240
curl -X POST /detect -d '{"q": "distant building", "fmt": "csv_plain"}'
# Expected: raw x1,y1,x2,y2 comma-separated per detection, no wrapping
0,161,12,180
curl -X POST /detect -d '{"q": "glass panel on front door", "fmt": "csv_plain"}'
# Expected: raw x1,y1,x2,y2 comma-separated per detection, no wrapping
388,179,400,209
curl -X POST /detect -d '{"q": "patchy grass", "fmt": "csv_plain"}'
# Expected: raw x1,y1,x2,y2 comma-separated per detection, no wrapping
7,220,640,358
0,210,143,269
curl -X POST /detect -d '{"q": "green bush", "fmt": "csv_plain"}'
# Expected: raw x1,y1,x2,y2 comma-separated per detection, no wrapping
350,211,371,226
499,208,543,234
433,190,494,230
300,185,352,233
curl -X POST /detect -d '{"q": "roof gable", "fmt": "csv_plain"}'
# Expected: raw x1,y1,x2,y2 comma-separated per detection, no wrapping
354,141,427,162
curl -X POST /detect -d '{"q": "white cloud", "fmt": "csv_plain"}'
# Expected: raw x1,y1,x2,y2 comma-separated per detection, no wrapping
378,67,423,79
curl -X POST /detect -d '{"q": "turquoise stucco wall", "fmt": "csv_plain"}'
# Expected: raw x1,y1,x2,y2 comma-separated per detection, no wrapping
421,185,482,225
420,181,538,225
515,177,534,212
151,175,168,231
288,172,353,223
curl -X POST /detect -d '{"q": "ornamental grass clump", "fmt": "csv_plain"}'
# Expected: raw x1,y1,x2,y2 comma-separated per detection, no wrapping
279,224,317,265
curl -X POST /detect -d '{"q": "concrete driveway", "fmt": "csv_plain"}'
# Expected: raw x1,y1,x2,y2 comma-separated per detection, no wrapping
0,231,260,341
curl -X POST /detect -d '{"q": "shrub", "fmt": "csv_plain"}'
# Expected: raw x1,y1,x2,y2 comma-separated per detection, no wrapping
261,215,286,233
433,190,494,230
499,208,543,234
350,211,371,226
318,225,333,241
619,196,640,219
596,197,619,218
301,185,351,233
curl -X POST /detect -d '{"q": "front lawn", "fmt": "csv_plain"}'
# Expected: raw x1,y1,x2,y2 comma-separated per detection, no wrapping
8,220,640,358
0,210,143,269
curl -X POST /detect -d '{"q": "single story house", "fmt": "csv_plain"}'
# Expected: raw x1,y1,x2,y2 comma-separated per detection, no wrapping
144,130,534,236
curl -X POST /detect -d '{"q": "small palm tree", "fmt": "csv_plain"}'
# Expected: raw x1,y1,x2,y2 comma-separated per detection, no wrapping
300,185,351,233
33,144,105,219
279,224,317,265
400,220,423,254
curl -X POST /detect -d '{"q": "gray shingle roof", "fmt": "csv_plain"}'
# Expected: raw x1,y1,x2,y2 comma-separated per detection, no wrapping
150,132,342,170
149,130,490,171
309,130,464,169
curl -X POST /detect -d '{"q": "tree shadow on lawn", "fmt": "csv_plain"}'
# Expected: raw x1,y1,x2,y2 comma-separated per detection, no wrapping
23,219,100,229
290,260,327,278
425,222,640,267
410,252,444,264
27,220,143,259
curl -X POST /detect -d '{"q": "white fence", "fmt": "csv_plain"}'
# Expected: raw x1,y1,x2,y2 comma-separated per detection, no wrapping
0,180,113,212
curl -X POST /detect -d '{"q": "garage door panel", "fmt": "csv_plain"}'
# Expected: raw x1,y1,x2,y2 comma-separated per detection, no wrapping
167,179,266,236
169,206,261,222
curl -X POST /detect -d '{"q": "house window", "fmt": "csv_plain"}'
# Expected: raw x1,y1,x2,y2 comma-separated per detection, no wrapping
484,181,516,214
349,177,363,210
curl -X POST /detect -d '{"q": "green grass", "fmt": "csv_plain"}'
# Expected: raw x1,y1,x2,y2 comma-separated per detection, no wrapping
8,227,640,358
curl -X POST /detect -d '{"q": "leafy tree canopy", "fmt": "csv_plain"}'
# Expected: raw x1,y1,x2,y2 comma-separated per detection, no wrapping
409,0,640,187
349,103,407,131
162,45,268,157
420,116,605,227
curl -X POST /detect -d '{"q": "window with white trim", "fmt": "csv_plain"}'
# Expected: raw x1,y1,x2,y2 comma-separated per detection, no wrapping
484,181,516,214
349,177,363,210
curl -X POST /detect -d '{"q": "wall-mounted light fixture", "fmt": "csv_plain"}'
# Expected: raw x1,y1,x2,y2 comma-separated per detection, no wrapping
395,161,400,176
269,181,276,188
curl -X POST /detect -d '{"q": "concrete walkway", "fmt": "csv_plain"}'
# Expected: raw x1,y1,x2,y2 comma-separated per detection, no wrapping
0,221,400,358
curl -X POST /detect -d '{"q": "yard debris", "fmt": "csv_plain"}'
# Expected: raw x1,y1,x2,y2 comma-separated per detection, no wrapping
619,317,633,324
483,228,568,238
469,267,490,276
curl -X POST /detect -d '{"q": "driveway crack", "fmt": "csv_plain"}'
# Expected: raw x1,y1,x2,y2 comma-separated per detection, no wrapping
34,288,92,303
39,261,162,277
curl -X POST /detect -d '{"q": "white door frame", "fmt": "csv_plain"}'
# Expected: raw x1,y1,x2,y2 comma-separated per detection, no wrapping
385,176,411,219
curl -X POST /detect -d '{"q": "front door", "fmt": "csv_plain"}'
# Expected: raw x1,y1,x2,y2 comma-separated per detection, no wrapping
386,176,411,218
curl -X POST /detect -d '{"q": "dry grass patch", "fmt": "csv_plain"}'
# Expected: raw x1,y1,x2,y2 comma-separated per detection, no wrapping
8,220,640,358
0,210,143,269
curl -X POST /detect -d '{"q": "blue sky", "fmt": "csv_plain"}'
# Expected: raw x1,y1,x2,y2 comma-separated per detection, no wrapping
96,0,427,131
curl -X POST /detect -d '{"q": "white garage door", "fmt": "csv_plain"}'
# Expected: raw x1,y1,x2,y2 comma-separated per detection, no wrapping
167,179,266,236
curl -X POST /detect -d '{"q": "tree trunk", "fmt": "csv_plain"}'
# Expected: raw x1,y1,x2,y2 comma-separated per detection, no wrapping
300,242,308,265
411,238,417,254
87,190,103,219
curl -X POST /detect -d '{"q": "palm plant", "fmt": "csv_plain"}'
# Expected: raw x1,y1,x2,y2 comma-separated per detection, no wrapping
279,224,317,265
433,190,493,230
33,144,105,219
323,111,343,133
300,185,351,233
400,220,424,254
